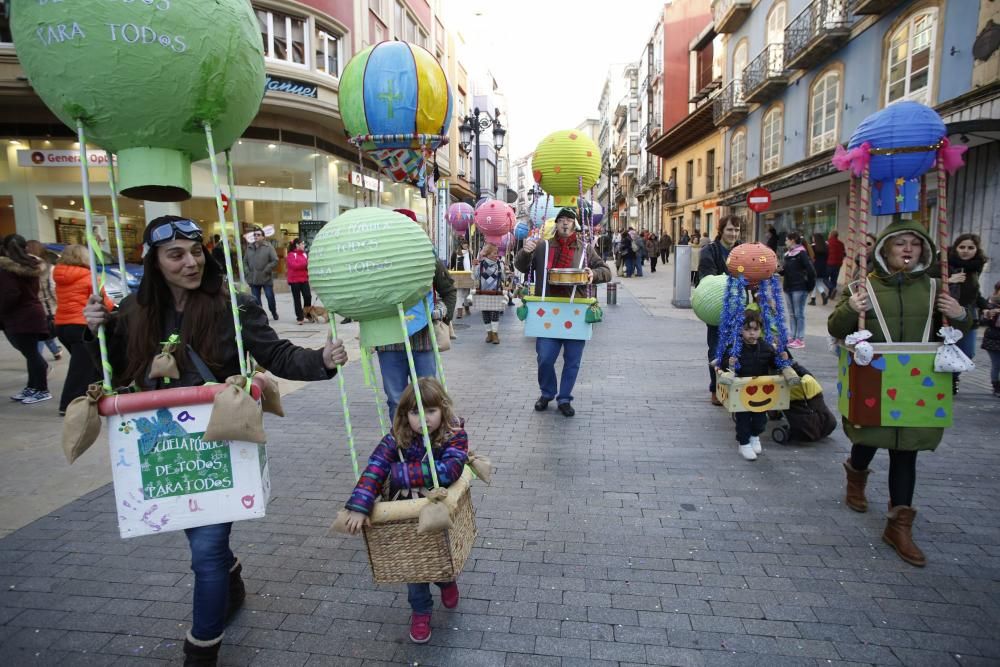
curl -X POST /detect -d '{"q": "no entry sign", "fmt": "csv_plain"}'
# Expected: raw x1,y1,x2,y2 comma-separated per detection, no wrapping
747,187,771,213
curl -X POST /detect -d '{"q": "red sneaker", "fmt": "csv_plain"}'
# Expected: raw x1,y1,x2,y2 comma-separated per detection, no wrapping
409,612,432,643
440,582,460,609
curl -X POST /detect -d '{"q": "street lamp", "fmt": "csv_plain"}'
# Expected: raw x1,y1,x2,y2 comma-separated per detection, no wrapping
458,107,505,201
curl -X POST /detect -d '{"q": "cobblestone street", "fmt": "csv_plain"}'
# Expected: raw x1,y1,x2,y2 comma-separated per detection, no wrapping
1,275,999,666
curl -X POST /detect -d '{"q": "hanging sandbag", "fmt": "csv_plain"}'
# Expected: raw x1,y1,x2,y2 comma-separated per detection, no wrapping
203,376,265,444
417,487,452,535
256,373,285,417
62,384,104,464
149,334,181,381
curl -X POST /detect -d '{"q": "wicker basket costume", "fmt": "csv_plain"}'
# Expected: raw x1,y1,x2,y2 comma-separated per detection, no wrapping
362,468,477,583
474,291,506,311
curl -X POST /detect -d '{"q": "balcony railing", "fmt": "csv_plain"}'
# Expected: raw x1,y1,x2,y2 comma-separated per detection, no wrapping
712,0,751,34
743,43,788,104
712,80,748,127
850,0,897,14
664,187,678,205
784,0,851,70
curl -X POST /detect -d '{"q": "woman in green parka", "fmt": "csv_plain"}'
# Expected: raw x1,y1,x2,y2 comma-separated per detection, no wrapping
828,220,969,567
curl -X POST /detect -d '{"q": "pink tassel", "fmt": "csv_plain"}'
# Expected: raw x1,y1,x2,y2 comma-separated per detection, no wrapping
938,138,968,175
832,144,852,172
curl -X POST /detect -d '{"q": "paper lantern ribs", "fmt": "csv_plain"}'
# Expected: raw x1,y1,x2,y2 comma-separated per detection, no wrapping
11,0,265,201
309,208,437,347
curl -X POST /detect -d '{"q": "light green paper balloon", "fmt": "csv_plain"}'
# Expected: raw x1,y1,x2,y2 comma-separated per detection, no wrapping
310,208,437,347
692,274,745,326
11,0,265,201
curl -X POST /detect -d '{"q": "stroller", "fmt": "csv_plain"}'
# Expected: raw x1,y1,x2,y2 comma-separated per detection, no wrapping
769,373,837,444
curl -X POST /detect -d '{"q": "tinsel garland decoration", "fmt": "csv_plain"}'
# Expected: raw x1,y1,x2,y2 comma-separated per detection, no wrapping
715,274,749,369
762,276,792,369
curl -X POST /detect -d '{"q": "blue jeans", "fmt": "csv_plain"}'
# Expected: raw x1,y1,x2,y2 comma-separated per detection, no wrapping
185,522,236,641
706,324,720,393
407,581,452,614
636,257,644,276
825,264,841,295
37,337,60,358
987,350,1000,384
377,349,436,419
734,411,768,445
785,290,808,340
956,327,977,361
624,256,635,277
250,283,277,317
535,337,586,404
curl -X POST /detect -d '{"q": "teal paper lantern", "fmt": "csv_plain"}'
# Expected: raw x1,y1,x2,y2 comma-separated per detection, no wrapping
310,208,437,346
692,274,744,326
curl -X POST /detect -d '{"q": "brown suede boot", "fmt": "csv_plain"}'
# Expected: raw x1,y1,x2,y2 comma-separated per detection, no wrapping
842,460,871,512
492,331,500,344
485,331,493,343
883,505,926,567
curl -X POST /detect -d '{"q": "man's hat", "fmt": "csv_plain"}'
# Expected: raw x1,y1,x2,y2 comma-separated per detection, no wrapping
555,207,578,221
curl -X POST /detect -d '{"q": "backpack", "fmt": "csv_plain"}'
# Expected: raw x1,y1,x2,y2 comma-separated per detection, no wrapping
785,394,837,442
632,238,642,254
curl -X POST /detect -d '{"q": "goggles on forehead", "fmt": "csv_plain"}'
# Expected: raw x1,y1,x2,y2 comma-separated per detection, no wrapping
142,218,203,257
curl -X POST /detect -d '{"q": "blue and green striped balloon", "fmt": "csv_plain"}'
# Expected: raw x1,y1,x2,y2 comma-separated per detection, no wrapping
339,41,452,150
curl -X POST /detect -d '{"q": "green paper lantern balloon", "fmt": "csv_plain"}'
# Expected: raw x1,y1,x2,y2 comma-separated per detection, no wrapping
531,129,602,197
310,208,437,347
692,274,745,326
11,0,265,201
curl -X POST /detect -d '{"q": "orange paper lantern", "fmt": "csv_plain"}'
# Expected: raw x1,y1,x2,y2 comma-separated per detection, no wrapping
726,243,777,286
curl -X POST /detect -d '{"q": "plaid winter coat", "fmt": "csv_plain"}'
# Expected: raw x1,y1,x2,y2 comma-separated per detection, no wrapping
345,426,469,515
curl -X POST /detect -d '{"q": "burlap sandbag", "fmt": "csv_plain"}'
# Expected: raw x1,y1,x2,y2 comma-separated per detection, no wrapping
257,373,285,417
148,338,180,380
62,384,104,464
467,452,493,485
433,321,451,351
203,375,266,444
417,487,452,535
328,509,353,536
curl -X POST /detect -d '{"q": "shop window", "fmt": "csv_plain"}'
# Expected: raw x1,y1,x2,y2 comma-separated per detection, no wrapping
315,28,341,78
809,68,841,155
257,8,308,67
886,8,937,105
730,129,746,186
761,105,783,174
0,0,11,43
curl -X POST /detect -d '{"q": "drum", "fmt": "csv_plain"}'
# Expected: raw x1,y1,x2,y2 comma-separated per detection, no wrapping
547,268,590,286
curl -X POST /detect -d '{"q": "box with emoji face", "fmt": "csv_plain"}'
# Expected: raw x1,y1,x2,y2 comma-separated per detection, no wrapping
716,375,790,413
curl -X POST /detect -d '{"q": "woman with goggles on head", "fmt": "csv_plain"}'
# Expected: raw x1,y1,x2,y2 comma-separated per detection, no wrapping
83,215,348,666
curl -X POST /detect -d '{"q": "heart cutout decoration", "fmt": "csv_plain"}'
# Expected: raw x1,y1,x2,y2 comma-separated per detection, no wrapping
916,399,926,407
762,384,775,395
552,308,560,315
890,410,902,420
746,386,759,396
936,393,945,400
897,354,911,365
910,368,921,376
887,388,898,400
871,357,887,371
543,322,552,329
864,397,877,408
922,377,935,387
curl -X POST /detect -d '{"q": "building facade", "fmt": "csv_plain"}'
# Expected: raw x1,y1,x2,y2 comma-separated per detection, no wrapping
710,0,995,279
0,0,489,272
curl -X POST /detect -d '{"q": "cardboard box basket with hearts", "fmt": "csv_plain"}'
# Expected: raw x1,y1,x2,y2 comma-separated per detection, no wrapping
836,344,952,428
522,296,596,341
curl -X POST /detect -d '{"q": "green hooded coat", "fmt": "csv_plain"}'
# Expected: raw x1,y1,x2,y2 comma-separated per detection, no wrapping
827,219,971,452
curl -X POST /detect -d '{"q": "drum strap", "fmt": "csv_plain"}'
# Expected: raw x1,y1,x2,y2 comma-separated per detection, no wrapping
865,277,935,344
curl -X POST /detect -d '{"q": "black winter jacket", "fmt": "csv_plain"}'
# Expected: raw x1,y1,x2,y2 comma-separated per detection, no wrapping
720,340,806,377
780,249,816,293
697,240,734,279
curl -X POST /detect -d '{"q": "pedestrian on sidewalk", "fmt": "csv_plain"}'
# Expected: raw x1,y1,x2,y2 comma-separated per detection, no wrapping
1,234,52,404
646,233,658,273
658,232,672,264
698,215,740,406
25,240,62,362
83,216,348,665
620,228,638,277
689,233,701,286
764,225,779,253
634,230,645,277
946,233,988,394
981,280,1000,397
717,309,804,461
376,209,456,419
829,220,968,567
449,239,473,319
679,228,690,245
244,226,279,320
809,232,829,306
342,377,468,644
779,231,816,349
514,207,611,417
51,244,114,415
473,242,505,344
285,238,312,325
825,230,845,294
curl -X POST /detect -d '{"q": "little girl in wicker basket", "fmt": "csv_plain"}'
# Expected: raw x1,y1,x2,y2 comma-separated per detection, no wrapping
343,377,469,643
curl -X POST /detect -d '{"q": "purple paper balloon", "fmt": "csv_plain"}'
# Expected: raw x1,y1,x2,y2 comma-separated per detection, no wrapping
447,202,474,233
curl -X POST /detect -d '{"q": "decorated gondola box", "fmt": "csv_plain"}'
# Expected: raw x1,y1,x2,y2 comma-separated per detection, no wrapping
100,381,269,538
716,375,790,413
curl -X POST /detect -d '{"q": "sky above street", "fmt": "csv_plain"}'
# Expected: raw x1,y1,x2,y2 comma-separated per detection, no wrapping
446,0,669,161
